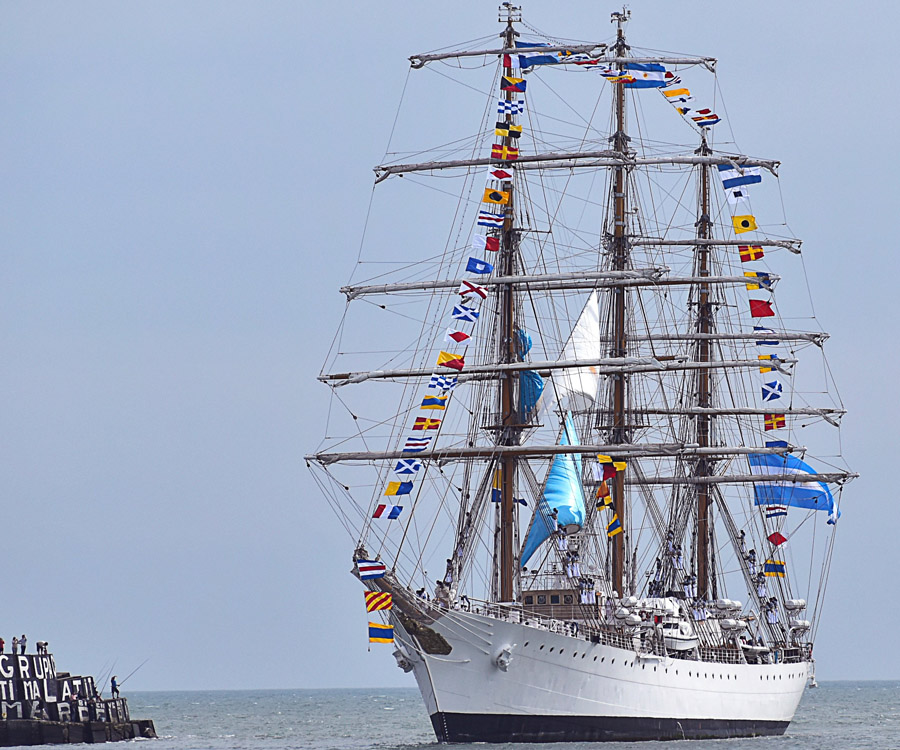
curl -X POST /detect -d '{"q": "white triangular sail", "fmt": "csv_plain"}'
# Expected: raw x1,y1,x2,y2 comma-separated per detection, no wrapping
553,291,601,410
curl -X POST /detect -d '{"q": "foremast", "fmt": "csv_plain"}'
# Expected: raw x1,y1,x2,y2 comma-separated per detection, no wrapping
495,3,522,604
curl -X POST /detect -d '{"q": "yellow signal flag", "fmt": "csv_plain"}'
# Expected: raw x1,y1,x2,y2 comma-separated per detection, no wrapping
613,461,627,472
732,215,758,234
758,354,776,373
745,271,762,290
436,351,465,370
483,188,511,205
596,454,613,464
494,122,523,138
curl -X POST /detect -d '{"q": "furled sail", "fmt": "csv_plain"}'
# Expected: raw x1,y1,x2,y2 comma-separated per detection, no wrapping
520,413,586,566
553,291,601,410
519,370,544,418
748,453,841,524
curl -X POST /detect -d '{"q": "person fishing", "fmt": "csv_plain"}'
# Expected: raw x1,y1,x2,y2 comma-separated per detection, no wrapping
110,675,120,698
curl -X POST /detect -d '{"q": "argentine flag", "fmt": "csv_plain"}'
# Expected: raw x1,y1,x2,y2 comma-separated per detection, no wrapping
623,62,668,88
748,453,840,523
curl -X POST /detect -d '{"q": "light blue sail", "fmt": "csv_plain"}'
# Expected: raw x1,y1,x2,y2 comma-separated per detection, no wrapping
520,413,586,566
519,370,544,417
748,452,840,524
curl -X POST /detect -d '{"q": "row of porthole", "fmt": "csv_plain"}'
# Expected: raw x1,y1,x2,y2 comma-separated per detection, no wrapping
526,642,626,666
522,642,751,680
762,674,802,680
521,642,804,683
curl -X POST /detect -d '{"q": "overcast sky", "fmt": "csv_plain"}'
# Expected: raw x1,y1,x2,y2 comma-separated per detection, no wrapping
1,1,897,691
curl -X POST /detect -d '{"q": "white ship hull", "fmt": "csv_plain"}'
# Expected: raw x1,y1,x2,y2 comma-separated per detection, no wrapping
396,609,810,743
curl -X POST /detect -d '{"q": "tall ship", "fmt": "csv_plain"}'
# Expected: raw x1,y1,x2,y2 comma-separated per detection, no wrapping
308,5,855,742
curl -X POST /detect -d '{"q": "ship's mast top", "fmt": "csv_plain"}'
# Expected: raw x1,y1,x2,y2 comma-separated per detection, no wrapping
498,2,522,25
611,7,630,48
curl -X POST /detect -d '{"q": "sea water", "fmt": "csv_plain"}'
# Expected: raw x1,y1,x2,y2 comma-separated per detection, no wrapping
129,681,899,750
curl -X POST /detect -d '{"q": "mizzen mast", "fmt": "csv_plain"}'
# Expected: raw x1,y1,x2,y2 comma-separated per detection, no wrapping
694,134,715,599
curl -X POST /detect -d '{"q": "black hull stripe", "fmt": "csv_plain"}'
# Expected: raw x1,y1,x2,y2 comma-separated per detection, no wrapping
431,711,790,743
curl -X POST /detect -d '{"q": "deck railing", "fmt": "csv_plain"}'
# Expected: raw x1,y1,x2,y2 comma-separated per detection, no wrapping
453,596,806,666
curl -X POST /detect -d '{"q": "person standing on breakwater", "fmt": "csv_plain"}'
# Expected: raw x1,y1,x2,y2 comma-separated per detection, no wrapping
12,636,18,654
111,675,120,698
19,634,26,653
0,637,4,653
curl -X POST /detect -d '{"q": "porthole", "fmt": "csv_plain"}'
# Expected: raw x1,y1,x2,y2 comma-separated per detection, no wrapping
549,648,554,653
539,645,545,650
572,652,577,658
601,657,605,663
611,659,615,664
593,656,597,661
524,642,529,648
581,654,586,659
653,666,656,672
689,672,692,677
559,650,564,655
642,664,645,670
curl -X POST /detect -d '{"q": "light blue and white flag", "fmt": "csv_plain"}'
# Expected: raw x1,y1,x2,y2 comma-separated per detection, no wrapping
748,453,840,523
623,62,668,88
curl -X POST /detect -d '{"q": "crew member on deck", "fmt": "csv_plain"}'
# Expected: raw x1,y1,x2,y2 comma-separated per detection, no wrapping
111,676,120,698
12,637,17,654
19,634,26,654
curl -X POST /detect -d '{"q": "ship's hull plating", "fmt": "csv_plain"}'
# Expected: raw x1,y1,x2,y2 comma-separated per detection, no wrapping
399,609,809,743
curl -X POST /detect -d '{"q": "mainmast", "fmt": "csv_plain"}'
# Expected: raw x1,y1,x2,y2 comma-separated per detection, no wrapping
609,8,630,597
695,134,714,599
496,2,521,603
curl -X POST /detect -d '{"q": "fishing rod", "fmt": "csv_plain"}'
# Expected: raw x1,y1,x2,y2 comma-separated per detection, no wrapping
118,658,150,687
98,659,118,697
